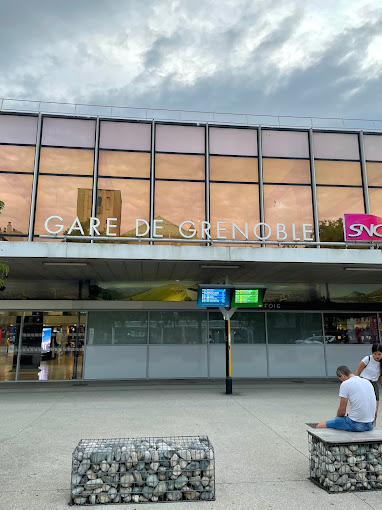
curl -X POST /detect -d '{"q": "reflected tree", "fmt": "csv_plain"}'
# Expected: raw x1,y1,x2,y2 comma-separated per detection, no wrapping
319,218,344,247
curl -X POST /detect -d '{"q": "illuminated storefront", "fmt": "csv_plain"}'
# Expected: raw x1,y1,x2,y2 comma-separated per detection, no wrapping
1,111,382,382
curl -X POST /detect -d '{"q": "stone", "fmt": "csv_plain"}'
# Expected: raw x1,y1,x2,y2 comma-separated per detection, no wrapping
142,485,153,500
77,459,91,475
74,497,87,504
153,481,167,496
175,474,188,489
120,473,134,487
167,491,182,501
146,474,159,487
178,449,191,461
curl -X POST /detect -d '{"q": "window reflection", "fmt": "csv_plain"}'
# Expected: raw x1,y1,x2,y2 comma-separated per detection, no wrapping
34,175,93,236
0,145,35,172
315,161,362,186
267,313,323,344
369,188,382,217
264,185,314,241
156,154,205,180
0,173,33,239
324,314,378,344
99,151,150,178
149,311,207,344
210,156,258,182
366,163,382,187
97,177,150,236
87,311,148,345
39,148,94,175
210,183,259,240
263,159,310,184
208,312,265,344
316,187,364,225
154,181,205,238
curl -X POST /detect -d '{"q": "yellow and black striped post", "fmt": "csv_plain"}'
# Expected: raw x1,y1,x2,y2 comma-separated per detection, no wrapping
225,317,232,394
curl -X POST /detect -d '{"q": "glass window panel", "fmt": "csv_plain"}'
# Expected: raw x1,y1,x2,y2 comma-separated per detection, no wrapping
369,188,382,217
19,311,85,380
0,145,35,172
209,312,265,344
264,283,323,303
0,280,81,300
264,185,314,241
99,151,150,178
366,163,382,187
267,312,323,344
149,311,207,344
87,311,148,345
154,181,205,238
262,130,309,158
0,115,38,145
0,173,33,238
156,125,205,153
210,183,260,240
210,156,258,182
313,132,359,160
156,154,205,180
327,284,382,304
39,148,94,175
97,177,150,236
41,117,96,148
324,313,378,344
209,127,257,156
34,175,93,236
263,159,311,184
364,135,382,161
317,186,364,224
0,311,22,381
100,121,151,151
315,160,362,185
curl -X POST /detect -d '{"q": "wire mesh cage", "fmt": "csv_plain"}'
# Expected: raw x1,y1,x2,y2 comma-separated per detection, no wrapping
70,435,215,505
308,431,382,492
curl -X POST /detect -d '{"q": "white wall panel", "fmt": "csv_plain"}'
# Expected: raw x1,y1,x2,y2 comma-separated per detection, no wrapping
268,345,326,377
209,345,267,378
148,345,208,378
84,345,147,379
325,345,367,378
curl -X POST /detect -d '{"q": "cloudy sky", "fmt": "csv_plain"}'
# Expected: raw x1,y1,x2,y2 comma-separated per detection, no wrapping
0,0,381,121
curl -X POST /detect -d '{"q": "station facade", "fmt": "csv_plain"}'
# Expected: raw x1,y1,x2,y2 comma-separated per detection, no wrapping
1,110,382,382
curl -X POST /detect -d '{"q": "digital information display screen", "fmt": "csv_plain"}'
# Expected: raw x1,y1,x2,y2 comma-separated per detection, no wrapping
197,287,230,307
231,289,263,308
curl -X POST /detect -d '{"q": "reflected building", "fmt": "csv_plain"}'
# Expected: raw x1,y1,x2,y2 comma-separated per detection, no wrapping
77,188,122,236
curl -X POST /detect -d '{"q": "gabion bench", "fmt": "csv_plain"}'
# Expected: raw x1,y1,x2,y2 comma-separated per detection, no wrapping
308,428,382,492
70,436,215,505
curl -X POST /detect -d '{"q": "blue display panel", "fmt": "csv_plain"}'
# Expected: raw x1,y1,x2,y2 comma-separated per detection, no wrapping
197,287,231,307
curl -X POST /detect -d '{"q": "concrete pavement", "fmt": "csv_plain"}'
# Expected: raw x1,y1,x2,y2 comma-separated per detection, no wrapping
1,379,381,510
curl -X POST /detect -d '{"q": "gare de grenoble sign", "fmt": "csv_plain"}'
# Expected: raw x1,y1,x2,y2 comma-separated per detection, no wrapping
44,216,314,241
44,213,382,242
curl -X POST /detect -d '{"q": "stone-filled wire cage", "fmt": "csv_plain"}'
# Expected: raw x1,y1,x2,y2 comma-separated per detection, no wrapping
308,431,382,493
70,435,215,505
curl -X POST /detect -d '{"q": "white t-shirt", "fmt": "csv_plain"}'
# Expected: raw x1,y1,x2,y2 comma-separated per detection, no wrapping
339,376,376,423
361,355,381,382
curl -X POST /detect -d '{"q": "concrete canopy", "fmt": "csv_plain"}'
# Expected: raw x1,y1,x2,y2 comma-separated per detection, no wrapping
1,242,382,285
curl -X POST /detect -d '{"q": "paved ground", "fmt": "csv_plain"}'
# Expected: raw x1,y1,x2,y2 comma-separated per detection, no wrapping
1,379,382,510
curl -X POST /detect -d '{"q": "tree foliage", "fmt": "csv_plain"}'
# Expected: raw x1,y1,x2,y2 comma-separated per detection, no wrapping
0,200,9,288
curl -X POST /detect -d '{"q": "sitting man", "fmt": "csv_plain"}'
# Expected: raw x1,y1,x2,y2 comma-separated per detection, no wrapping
317,365,376,432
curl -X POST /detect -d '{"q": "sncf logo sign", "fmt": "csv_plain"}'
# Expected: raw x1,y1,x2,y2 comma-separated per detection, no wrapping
344,214,382,241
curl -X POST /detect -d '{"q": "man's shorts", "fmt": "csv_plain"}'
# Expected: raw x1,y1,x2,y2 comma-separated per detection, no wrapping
326,416,374,432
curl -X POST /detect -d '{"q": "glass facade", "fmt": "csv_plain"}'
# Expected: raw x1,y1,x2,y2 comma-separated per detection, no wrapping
0,114,381,246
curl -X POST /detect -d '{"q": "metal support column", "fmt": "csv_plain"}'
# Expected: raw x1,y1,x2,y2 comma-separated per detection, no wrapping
308,128,320,246
225,317,232,394
359,131,370,214
149,120,155,244
15,312,25,381
257,126,265,245
90,117,100,243
28,113,43,241
205,123,210,243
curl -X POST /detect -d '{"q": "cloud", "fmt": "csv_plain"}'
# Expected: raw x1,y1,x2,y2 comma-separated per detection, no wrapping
0,0,381,119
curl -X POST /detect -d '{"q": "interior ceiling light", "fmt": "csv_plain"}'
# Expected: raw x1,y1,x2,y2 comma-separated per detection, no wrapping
343,267,382,271
200,264,241,269
42,262,88,267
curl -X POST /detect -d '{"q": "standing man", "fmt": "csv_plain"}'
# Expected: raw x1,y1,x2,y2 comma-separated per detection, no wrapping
317,365,376,432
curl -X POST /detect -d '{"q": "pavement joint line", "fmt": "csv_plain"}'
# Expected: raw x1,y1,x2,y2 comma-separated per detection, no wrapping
228,394,310,460
1,394,67,447
354,494,378,509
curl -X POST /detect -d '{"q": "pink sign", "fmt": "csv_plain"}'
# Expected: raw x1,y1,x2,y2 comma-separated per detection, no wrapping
343,213,382,241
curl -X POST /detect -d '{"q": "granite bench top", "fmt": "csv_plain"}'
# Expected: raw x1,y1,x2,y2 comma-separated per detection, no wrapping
308,427,382,444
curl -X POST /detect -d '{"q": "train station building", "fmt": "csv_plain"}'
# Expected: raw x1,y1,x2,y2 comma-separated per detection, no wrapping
1,106,382,382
